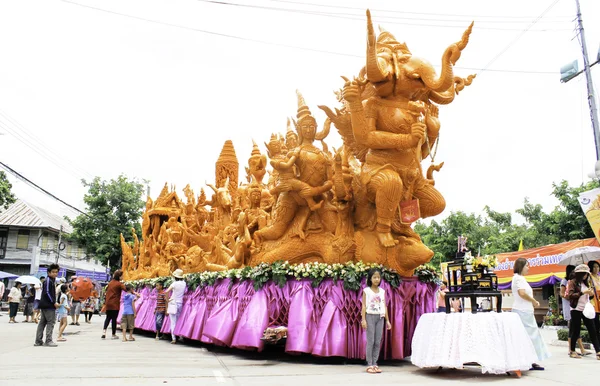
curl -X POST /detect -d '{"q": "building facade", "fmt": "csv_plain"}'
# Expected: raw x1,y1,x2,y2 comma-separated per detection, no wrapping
0,200,107,280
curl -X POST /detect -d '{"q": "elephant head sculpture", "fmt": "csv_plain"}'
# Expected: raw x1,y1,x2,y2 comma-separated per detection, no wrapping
364,9,475,104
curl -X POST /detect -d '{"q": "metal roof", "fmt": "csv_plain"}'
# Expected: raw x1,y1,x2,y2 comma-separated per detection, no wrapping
0,200,74,233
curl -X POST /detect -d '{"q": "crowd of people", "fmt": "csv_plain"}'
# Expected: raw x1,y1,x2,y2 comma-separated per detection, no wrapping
5,257,600,374
560,261,600,360
1,263,188,348
100,268,186,344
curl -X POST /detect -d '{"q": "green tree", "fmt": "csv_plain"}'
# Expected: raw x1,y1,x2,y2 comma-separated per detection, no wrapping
0,171,17,210
516,180,599,247
67,175,145,270
415,211,485,264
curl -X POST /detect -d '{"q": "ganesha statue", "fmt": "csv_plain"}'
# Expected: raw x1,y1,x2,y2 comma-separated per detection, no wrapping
121,10,474,279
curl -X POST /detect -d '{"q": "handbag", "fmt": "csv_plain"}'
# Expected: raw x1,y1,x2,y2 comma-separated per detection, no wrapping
583,301,595,319
167,300,177,315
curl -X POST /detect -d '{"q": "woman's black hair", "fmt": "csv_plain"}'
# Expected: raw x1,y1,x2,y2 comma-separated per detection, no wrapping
574,271,589,285
566,265,576,280
366,267,383,287
60,284,68,293
588,261,600,272
174,277,183,281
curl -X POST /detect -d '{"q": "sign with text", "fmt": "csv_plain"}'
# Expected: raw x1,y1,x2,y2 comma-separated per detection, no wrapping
493,238,599,279
75,270,109,282
579,188,600,244
36,267,67,278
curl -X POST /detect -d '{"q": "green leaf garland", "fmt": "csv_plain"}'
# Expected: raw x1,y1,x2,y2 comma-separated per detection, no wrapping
126,261,442,290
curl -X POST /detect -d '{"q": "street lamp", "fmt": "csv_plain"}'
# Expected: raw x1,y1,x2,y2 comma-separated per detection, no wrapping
560,60,579,83
588,160,600,182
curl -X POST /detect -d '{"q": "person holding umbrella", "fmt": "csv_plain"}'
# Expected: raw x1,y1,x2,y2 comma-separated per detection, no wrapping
560,265,589,356
8,281,22,323
566,264,600,359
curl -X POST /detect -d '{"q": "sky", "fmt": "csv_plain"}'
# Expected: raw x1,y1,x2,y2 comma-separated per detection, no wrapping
0,0,599,225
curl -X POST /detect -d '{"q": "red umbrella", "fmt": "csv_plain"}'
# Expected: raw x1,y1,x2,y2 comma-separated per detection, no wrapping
70,277,94,301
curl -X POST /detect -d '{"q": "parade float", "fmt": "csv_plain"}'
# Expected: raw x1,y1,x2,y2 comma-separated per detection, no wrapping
120,10,475,359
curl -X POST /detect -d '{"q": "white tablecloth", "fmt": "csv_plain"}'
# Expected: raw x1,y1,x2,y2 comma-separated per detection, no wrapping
411,312,538,374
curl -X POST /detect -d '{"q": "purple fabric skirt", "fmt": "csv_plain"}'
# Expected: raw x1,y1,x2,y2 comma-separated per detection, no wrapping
126,277,436,359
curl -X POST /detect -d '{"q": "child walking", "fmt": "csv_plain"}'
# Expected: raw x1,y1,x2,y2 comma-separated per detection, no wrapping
154,282,167,340
56,284,71,342
121,284,140,342
361,268,391,374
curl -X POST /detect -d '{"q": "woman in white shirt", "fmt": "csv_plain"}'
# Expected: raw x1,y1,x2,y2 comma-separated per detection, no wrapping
511,258,550,370
166,269,187,345
8,282,23,323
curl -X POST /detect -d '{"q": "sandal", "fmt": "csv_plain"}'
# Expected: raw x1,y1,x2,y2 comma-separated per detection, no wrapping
366,366,377,374
529,364,544,371
374,366,382,373
128,337,135,341
57,338,67,342
569,351,582,359
596,353,600,361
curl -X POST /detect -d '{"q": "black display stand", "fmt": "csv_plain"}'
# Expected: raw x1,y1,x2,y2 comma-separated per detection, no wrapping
445,259,502,314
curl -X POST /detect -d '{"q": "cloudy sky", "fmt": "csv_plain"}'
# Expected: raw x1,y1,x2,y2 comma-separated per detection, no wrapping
0,0,598,224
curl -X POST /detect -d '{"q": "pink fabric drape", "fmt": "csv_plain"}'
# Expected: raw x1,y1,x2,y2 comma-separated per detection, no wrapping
128,277,436,359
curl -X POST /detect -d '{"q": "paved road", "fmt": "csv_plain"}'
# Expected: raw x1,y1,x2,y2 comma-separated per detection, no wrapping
0,311,594,385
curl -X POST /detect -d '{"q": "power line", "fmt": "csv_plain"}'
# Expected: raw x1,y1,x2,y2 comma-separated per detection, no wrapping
266,0,573,20
194,0,572,31
0,161,88,216
478,0,562,75
0,120,89,183
59,0,561,75
0,110,94,181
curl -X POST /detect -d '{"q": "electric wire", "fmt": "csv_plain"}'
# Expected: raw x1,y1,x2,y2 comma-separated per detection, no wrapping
266,0,573,20
478,0,562,75
0,161,88,216
194,0,572,31
59,0,562,75
0,110,94,181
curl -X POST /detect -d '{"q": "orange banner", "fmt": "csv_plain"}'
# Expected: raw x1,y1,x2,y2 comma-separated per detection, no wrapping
494,238,599,280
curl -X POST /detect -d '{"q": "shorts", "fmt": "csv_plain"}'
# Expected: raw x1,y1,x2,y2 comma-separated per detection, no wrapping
57,311,68,320
121,314,135,331
33,300,40,310
70,301,82,316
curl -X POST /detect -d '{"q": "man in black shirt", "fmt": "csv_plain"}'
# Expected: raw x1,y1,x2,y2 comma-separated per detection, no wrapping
35,264,60,347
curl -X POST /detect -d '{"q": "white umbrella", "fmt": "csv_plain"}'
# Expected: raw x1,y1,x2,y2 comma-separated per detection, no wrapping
14,275,41,286
558,246,600,266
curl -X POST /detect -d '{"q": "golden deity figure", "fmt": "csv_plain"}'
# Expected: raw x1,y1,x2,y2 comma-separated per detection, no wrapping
254,91,336,244
265,131,287,202
205,178,233,228
123,10,474,278
321,10,474,274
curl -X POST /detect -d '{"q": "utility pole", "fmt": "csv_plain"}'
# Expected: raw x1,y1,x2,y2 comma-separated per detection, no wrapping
575,0,600,161
55,225,63,264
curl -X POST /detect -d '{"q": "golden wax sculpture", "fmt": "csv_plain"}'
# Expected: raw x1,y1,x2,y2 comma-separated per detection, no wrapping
121,10,475,280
